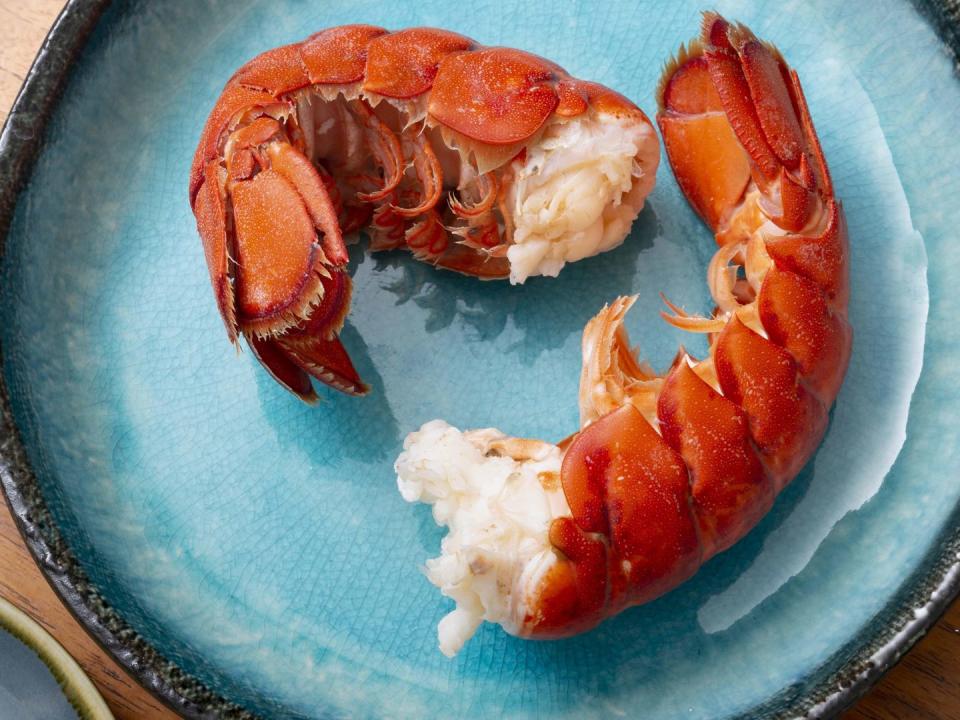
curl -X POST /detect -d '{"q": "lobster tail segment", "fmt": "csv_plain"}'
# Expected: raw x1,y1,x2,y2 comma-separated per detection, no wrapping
191,97,364,397
657,45,751,230
657,12,827,236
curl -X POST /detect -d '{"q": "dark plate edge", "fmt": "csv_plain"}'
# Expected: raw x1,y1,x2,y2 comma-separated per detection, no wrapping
0,1,251,718
0,1,957,719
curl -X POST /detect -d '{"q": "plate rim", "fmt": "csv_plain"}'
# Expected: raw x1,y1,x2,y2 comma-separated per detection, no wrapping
0,2,250,717
0,595,115,720
0,1,958,718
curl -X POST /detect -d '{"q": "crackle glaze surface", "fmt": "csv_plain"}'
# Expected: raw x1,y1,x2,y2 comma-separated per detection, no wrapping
1,0,957,717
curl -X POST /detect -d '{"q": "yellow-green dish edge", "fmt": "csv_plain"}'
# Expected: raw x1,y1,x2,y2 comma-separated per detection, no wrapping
0,596,113,720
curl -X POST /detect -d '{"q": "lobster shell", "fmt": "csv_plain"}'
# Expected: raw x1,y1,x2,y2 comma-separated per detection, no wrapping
189,25,654,402
516,13,852,637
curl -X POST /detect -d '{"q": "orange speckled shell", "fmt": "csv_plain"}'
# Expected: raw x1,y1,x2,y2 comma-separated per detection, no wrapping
190,25,645,208
364,28,474,99
521,14,852,639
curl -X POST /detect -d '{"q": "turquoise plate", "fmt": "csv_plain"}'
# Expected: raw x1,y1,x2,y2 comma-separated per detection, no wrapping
1,1,959,718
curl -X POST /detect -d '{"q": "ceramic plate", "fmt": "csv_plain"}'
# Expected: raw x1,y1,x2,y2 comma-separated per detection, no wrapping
0,597,113,720
2,1,959,718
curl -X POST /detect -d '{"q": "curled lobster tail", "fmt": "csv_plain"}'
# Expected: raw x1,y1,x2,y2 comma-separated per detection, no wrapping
190,26,659,399
396,14,850,655
525,13,852,637
526,13,851,637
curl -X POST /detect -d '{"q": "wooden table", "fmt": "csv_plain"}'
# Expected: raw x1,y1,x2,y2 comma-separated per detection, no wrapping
2,3,959,719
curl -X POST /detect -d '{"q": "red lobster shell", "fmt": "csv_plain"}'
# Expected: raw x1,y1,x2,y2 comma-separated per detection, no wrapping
190,26,657,402
532,12,851,637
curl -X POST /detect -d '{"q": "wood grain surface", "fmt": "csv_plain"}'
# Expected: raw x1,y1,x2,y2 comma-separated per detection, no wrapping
1,3,958,719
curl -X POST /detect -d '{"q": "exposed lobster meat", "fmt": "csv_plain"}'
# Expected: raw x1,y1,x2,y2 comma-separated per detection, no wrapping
397,13,851,655
190,26,659,402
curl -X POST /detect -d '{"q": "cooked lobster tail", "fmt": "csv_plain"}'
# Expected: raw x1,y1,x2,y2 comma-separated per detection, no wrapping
190,26,659,400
